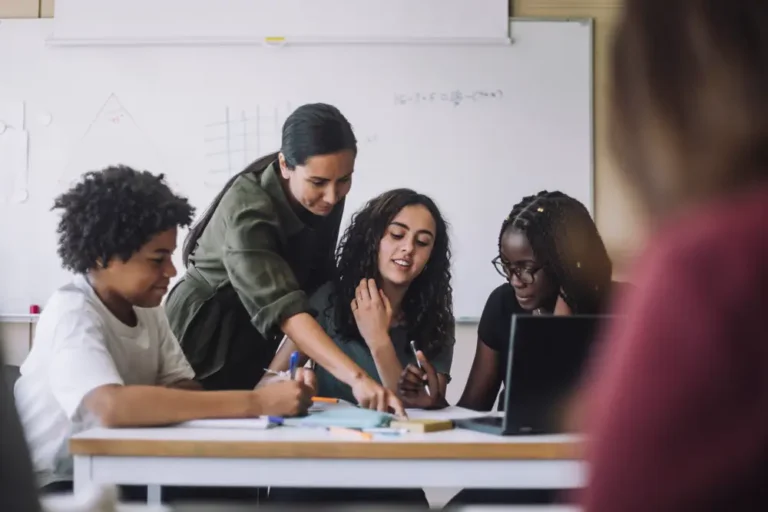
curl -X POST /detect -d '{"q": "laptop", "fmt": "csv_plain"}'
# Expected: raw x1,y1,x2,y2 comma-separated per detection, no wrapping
455,314,614,436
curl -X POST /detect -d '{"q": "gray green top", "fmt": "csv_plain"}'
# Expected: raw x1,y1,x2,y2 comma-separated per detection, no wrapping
310,282,454,403
165,160,344,384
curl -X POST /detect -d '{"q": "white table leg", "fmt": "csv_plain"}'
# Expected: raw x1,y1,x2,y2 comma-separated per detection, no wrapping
73,455,94,495
147,485,162,505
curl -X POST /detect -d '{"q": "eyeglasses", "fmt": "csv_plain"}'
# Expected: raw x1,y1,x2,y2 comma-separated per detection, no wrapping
491,256,542,285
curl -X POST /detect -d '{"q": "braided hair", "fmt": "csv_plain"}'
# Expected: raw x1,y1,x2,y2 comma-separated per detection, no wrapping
498,191,612,314
332,189,454,358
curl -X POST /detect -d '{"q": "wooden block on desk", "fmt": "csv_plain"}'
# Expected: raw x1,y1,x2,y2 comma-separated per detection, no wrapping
0,0,39,18
40,0,54,18
390,419,454,433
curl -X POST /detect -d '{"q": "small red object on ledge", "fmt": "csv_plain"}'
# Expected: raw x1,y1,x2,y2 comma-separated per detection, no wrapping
29,304,40,315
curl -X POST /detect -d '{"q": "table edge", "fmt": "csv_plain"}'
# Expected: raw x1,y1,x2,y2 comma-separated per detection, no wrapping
70,438,583,460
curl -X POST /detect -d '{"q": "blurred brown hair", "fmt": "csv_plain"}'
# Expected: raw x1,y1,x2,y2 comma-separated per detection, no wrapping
610,0,768,217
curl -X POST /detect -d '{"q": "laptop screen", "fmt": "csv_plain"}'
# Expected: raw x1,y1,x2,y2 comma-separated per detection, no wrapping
501,314,615,433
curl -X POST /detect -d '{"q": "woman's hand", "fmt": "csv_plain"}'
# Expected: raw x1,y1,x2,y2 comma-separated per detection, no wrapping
398,350,447,409
350,374,406,417
351,279,393,349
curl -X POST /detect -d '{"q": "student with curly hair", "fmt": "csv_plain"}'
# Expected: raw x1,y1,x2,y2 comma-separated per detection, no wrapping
269,188,453,506
14,166,315,495
270,188,454,405
322,188,452,404
166,103,402,415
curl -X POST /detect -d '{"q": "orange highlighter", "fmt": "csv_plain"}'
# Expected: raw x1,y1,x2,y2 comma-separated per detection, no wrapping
312,396,339,404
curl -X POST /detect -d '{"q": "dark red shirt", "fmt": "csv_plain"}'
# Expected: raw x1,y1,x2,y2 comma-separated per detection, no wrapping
582,184,768,511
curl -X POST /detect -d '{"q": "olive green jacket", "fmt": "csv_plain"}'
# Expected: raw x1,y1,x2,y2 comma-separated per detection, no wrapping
166,159,344,380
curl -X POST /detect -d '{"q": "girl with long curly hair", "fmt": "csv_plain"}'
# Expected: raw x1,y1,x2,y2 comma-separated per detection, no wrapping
267,188,453,507
270,188,454,410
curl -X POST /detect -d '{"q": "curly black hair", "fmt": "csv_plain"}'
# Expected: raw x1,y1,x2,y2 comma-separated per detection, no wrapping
499,191,612,314
332,189,454,358
53,165,195,273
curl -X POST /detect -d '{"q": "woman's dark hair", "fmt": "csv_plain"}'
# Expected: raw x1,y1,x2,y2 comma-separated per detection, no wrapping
182,103,357,265
333,189,454,358
611,0,768,216
499,191,612,314
53,166,194,273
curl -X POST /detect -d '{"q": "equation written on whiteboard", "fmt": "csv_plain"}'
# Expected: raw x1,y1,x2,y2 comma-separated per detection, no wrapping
394,89,504,107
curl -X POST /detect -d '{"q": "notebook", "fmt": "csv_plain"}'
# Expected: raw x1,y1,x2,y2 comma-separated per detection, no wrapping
285,407,394,429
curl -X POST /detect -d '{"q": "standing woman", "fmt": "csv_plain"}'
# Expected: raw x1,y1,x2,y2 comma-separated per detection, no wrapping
166,103,403,414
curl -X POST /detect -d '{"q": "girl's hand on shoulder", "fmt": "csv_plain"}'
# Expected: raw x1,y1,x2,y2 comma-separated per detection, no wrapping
398,350,447,409
351,278,392,349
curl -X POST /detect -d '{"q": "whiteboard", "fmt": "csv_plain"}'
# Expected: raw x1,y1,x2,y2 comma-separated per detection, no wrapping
0,19,593,320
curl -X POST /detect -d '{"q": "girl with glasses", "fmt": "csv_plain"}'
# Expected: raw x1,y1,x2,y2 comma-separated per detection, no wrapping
442,190,626,508
458,190,615,413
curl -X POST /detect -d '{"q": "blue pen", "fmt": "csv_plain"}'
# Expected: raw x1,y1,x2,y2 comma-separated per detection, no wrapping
289,351,300,380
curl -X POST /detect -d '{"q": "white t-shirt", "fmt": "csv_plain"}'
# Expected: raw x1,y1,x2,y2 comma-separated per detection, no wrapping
14,274,194,486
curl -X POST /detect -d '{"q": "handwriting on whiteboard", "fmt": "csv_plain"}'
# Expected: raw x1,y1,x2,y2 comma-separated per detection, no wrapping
394,90,504,107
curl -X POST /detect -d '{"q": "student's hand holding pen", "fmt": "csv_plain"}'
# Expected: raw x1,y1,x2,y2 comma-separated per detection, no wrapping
398,350,446,409
251,379,313,417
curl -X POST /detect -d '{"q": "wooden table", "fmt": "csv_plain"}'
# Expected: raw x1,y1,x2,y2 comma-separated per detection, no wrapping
70,409,584,506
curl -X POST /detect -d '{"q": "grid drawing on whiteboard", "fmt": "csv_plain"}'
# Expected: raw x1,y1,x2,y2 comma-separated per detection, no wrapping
204,103,293,188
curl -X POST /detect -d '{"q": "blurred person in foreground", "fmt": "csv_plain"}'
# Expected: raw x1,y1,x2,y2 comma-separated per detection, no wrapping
581,1,768,511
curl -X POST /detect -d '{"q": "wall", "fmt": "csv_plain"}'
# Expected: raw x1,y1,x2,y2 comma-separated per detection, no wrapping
1,1,634,406
0,2,43,363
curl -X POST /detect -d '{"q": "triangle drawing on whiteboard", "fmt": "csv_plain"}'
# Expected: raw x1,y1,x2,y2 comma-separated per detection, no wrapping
59,94,168,189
